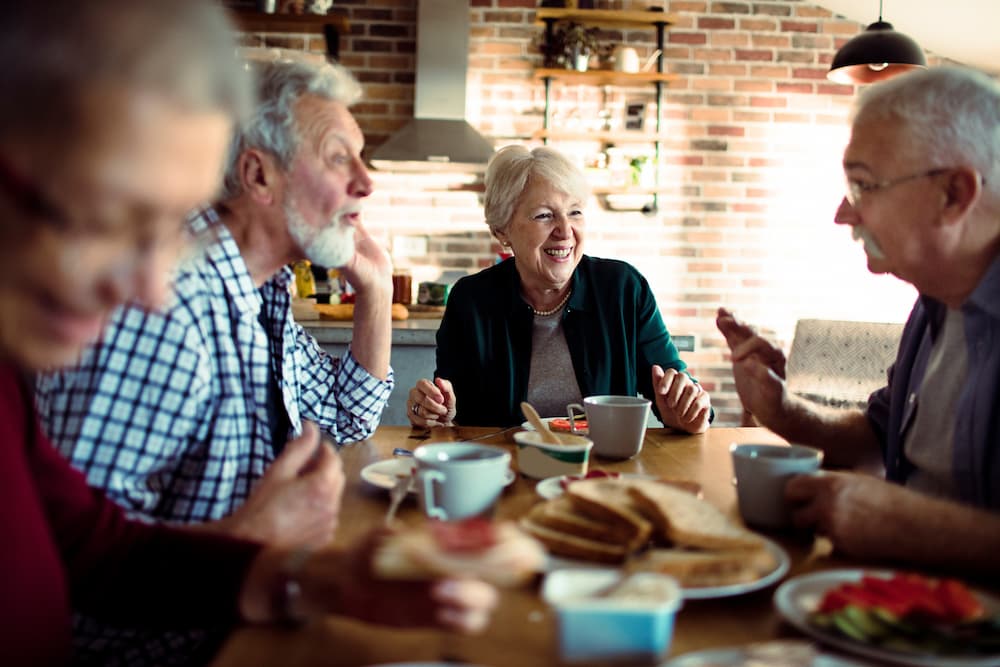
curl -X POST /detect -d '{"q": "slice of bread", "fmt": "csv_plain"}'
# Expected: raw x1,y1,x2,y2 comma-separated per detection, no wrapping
626,478,763,550
564,479,652,550
519,516,630,564
628,545,778,588
526,495,638,544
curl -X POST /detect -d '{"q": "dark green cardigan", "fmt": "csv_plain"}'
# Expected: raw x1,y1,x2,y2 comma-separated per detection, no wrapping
435,255,694,426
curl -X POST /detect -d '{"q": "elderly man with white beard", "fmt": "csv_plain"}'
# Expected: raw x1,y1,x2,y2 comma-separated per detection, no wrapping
34,58,394,666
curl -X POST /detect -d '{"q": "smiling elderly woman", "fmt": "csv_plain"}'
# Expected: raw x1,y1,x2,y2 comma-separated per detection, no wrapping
407,145,712,431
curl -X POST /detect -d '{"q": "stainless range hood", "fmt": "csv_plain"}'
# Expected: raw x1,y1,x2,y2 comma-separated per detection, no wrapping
370,0,494,172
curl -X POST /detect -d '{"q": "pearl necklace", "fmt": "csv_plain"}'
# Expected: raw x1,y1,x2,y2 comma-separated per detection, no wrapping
531,290,572,317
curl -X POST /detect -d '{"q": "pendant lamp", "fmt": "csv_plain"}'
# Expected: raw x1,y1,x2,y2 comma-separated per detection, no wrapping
827,0,927,84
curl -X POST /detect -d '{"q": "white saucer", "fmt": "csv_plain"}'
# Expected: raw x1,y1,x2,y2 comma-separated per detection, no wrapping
361,458,515,494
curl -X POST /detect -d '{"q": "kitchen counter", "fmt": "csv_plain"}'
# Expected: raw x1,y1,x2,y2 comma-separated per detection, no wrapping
300,319,440,426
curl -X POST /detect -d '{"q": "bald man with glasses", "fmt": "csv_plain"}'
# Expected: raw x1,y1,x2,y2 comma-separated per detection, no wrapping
717,66,1000,576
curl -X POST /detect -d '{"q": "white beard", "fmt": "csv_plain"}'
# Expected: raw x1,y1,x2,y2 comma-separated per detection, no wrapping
852,225,886,261
285,201,356,268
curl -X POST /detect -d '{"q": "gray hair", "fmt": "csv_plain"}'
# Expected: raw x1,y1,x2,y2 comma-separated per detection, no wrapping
220,59,362,199
852,66,1000,208
484,145,589,235
0,0,251,149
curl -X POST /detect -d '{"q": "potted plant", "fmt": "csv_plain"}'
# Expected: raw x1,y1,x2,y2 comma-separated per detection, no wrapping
551,22,601,72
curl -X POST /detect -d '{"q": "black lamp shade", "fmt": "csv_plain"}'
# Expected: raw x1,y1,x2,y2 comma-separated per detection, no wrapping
827,21,927,84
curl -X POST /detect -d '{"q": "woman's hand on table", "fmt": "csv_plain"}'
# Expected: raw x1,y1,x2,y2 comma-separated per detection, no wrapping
652,365,711,433
240,528,499,633
408,378,456,427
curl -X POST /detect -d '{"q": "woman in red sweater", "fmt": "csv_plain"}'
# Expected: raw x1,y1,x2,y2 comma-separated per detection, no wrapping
0,2,497,665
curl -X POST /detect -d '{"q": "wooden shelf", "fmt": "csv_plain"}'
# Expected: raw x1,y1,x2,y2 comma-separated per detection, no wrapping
534,68,676,85
533,129,668,143
229,9,349,35
535,8,677,28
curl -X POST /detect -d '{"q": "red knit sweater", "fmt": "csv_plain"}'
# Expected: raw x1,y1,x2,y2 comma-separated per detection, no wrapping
0,362,261,665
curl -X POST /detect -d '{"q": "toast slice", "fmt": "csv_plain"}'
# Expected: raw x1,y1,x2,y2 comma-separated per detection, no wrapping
564,479,653,550
628,545,778,588
519,516,630,564
526,495,638,544
626,478,763,550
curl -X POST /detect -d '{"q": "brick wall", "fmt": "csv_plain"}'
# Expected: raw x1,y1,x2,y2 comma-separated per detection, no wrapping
236,0,962,425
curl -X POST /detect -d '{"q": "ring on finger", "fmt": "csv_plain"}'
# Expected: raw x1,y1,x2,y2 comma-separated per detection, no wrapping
412,403,420,416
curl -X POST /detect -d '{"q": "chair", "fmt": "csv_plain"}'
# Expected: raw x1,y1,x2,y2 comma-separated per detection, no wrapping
785,319,905,410
740,319,904,426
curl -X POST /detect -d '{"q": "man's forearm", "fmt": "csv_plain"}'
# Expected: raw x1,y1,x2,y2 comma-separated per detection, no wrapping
767,395,882,468
350,285,392,381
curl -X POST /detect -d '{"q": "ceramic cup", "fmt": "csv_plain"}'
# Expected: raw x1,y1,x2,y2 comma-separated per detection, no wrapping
413,442,511,521
567,395,651,460
730,443,824,529
513,430,593,480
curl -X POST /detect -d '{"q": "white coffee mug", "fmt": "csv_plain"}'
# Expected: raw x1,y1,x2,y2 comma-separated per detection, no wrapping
414,442,511,521
567,395,650,460
730,443,823,529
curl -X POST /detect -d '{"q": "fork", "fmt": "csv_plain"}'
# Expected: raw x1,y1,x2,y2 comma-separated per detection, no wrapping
384,471,413,526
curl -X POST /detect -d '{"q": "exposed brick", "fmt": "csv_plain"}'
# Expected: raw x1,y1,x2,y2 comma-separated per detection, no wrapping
735,80,772,92
699,17,736,29
498,0,535,7
753,3,792,16
734,49,773,61
781,20,818,33
711,2,751,14
692,77,732,91
693,48,733,61
733,110,771,122
793,67,828,80
823,20,863,35
750,95,787,107
352,8,393,21
352,39,396,53
739,18,776,31
670,32,709,45
483,10,524,23
369,23,409,38
708,125,745,136
750,65,789,78
795,5,833,18
776,50,815,63
817,83,855,95
708,63,747,76
672,62,707,75
776,82,813,94
791,34,832,49
691,138,728,151
669,1,709,12
752,34,790,48
707,93,748,106
711,33,749,47
774,112,812,123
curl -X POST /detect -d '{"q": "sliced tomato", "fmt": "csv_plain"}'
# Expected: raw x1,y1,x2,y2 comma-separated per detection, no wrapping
936,579,986,621
549,418,587,432
430,517,497,553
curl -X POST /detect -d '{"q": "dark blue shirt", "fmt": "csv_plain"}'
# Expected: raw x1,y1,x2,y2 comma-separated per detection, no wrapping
867,255,1000,509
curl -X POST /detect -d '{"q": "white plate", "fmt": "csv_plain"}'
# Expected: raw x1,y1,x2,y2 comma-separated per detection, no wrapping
535,473,660,500
661,640,870,666
521,416,589,436
361,458,515,494
773,569,1000,667
548,537,790,601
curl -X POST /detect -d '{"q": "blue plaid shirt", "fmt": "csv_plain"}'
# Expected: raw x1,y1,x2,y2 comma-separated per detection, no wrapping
34,206,393,666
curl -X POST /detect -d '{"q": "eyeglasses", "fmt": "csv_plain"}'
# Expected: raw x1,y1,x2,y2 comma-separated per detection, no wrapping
845,167,951,208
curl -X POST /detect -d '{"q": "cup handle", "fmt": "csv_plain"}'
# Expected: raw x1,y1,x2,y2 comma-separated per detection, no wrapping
566,403,586,433
420,469,448,520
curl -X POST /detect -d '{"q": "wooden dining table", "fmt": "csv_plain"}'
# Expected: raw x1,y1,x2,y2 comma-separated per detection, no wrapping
210,425,857,667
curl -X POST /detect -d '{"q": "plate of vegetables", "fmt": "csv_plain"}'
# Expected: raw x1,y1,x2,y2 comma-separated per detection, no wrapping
774,569,1000,667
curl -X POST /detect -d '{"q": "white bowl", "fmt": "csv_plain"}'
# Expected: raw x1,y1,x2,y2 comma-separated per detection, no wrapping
542,569,682,662
513,430,593,480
